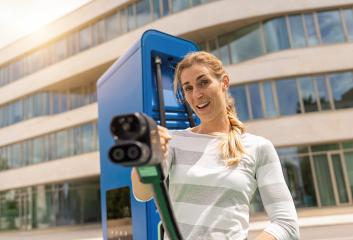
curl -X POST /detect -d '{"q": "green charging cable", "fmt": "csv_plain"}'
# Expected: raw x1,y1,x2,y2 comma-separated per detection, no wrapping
137,165,183,240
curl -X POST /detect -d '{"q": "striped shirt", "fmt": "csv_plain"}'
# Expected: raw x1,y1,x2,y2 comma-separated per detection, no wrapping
164,129,299,240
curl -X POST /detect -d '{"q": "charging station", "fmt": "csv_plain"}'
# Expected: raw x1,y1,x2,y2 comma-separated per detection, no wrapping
97,30,198,240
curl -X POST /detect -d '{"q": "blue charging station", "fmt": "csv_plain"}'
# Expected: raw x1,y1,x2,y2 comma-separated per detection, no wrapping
97,30,198,240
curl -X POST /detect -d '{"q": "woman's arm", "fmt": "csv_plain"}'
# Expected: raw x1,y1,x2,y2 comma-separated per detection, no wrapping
255,231,276,240
255,138,300,240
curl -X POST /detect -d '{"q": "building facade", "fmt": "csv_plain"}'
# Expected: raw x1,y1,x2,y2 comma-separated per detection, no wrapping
0,0,352,237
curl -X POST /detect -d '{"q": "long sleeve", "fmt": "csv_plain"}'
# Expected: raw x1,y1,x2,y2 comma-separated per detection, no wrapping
255,138,300,240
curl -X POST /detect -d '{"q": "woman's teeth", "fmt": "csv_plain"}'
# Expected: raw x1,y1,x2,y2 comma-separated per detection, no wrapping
196,102,210,109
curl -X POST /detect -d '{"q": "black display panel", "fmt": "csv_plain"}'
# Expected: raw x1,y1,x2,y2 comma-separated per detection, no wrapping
106,187,133,240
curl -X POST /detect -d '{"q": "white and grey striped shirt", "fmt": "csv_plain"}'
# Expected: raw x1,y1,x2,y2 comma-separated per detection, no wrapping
164,129,299,240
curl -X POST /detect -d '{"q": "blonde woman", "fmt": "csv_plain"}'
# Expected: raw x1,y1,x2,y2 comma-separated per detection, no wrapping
131,51,299,240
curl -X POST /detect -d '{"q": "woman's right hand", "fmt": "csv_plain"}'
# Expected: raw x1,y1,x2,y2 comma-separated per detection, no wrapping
157,125,171,160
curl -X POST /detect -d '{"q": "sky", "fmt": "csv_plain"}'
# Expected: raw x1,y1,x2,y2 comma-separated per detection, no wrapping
0,0,92,49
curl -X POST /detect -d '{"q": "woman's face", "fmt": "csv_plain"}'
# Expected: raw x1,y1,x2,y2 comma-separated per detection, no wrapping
180,63,229,124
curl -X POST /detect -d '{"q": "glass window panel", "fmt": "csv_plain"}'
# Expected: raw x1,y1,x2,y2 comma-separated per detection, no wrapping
32,138,44,164
208,39,219,59
315,76,331,111
67,32,79,57
218,34,231,65
229,23,264,63
60,92,68,112
311,143,339,152
105,12,119,41
192,0,202,6
276,79,301,115
281,155,317,207
263,81,278,117
152,0,161,19
229,85,250,121
0,147,8,170
162,0,170,16
78,27,92,51
277,147,309,157
344,152,353,196
120,8,128,34
299,77,319,113
288,14,306,48
317,10,345,44
82,123,94,153
249,83,263,119
72,127,82,155
22,141,30,167
342,9,353,41
136,0,151,27
0,107,3,127
127,5,136,31
328,72,353,109
1,66,9,86
12,100,24,124
53,38,67,62
69,87,84,110
331,154,348,203
264,17,290,53
313,154,335,206
10,60,24,80
3,105,9,126
0,68,4,86
56,131,69,159
342,140,353,149
172,0,189,13
9,143,22,169
304,13,319,46
92,19,106,46
51,92,60,114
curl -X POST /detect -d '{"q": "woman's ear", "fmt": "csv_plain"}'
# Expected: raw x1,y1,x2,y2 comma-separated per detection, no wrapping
221,74,230,90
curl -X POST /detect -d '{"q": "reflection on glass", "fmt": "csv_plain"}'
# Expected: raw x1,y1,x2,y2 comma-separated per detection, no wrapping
315,76,331,110
162,0,170,16
79,27,92,51
304,13,319,46
82,124,94,153
228,23,264,63
276,79,301,115
249,83,263,119
344,152,353,195
172,0,189,12
230,85,250,121
263,81,278,117
331,154,348,203
105,13,119,41
289,14,306,48
311,143,339,152
106,187,132,240
152,0,161,19
127,5,136,31
299,77,318,112
328,72,353,109
317,10,345,44
136,0,151,27
343,9,353,41
313,154,335,206
281,155,317,207
264,17,290,53
218,34,231,65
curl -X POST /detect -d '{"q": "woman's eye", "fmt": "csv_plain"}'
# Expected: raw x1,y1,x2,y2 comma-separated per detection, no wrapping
184,86,192,92
200,80,209,87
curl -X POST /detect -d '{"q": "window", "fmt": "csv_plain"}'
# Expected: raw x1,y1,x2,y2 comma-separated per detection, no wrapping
342,9,353,41
152,0,161,19
263,81,278,117
136,0,151,27
92,19,106,46
162,0,171,16
317,10,345,44
229,85,250,121
315,76,331,111
218,34,231,65
105,12,119,41
228,23,264,63
56,131,70,159
289,14,306,48
276,79,301,115
79,27,92,51
54,38,67,62
264,17,290,53
249,83,263,119
329,72,353,109
299,77,318,112
82,123,95,153
127,4,136,31
172,0,189,13
304,13,319,46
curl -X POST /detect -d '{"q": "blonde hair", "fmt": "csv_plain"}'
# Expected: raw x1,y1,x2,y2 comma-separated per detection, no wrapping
173,51,246,166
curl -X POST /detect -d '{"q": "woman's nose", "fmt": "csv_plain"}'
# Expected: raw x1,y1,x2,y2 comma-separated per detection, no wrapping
193,87,203,99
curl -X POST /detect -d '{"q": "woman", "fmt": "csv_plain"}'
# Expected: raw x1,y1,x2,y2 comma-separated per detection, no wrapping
131,51,299,240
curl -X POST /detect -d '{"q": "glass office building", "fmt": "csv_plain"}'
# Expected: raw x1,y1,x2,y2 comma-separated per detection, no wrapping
0,0,352,237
